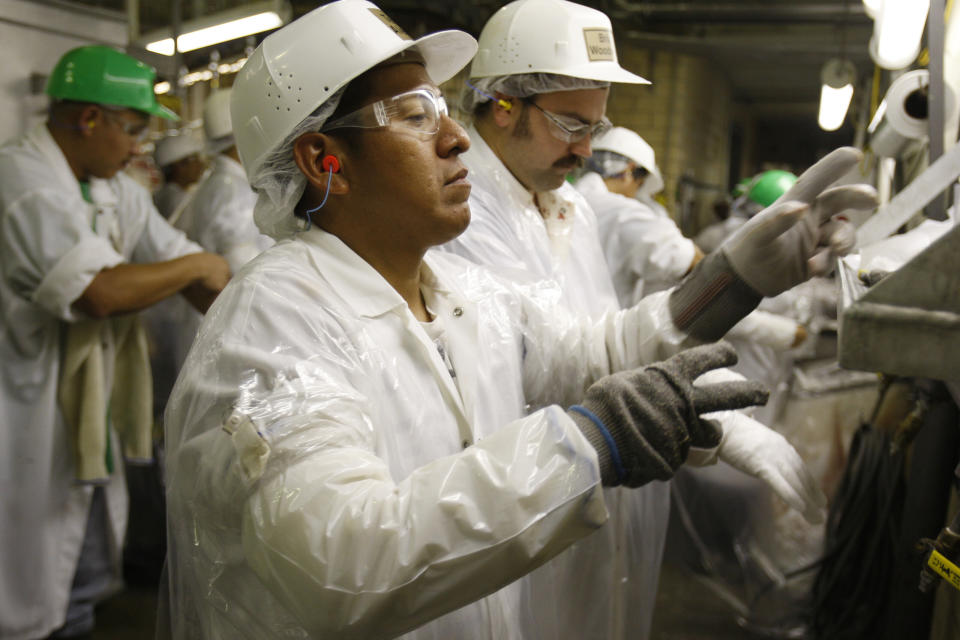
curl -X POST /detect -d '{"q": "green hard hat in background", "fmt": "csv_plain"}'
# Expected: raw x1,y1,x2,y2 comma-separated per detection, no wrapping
46,45,178,121
731,177,752,198
746,170,797,208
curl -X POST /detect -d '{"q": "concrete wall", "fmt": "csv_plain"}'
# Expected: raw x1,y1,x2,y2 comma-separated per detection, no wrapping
0,0,127,145
607,47,736,235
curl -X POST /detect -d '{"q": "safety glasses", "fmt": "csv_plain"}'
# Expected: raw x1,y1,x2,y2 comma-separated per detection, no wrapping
321,88,448,139
523,99,611,143
102,107,150,142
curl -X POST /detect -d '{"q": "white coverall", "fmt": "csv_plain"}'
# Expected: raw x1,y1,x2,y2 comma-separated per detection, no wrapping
576,171,697,305
153,182,188,219
0,124,202,640
163,227,692,639
440,128,675,640
176,154,272,273
164,154,274,368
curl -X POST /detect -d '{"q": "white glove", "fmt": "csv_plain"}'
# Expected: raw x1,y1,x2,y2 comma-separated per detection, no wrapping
711,410,827,524
692,368,827,524
722,147,876,297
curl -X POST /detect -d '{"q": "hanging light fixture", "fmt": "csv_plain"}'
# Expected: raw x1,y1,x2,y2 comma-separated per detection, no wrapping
862,0,882,19
137,1,290,56
819,59,857,131
869,0,931,69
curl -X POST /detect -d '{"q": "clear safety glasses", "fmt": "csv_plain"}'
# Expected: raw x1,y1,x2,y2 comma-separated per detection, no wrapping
523,99,611,144
102,107,150,143
321,89,448,139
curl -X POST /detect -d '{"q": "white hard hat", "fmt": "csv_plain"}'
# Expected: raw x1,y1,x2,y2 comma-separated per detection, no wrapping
153,132,204,168
592,126,664,195
471,0,648,85
231,0,478,182
203,88,234,152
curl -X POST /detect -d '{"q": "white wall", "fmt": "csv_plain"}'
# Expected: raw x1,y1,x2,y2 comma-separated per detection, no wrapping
0,0,127,144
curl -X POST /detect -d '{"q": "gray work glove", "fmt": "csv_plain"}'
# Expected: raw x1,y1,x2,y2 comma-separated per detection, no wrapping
669,147,878,341
568,342,769,487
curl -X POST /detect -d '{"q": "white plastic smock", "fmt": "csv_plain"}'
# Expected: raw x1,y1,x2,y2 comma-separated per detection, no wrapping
0,123,202,640
153,182,188,219
176,155,273,273
440,127,689,640
163,226,688,639
576,171,697,305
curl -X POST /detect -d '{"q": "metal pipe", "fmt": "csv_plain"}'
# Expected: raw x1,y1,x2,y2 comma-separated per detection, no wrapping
927,0,948,220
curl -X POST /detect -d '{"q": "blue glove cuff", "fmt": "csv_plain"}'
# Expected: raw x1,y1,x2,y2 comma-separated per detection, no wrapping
570,404,626,486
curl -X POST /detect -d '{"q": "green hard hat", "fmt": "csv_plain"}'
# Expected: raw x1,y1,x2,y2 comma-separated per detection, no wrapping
46,45,178,121
746,170,797,208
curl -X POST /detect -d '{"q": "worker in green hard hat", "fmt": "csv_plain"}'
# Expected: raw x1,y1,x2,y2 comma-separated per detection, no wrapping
0,45,230,639
744,169,798,211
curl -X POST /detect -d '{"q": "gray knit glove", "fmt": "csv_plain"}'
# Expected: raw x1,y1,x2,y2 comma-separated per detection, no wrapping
568,342,769,487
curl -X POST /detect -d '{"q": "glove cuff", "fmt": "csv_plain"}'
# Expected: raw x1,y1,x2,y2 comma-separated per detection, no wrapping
668,250,763,342
568,405,623,486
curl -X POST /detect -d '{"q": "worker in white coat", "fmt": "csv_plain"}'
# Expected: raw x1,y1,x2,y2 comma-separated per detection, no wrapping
442,1,873,637
575,126,703,304
152,132,207,219
159,2,840,638
0,46,229,640
175,88,272,273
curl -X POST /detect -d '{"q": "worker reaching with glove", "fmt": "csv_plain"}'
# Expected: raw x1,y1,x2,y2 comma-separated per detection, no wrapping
162,1,875,639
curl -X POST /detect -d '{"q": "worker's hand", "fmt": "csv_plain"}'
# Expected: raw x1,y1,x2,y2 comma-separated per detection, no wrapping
568,342,769,488
193,252,232,293
722,147,876,297
711,409,827,524
182,252,231,313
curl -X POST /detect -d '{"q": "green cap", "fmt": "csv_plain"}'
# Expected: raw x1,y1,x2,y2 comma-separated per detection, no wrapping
731,177,752,198
746,170,797,208
46,45,178,121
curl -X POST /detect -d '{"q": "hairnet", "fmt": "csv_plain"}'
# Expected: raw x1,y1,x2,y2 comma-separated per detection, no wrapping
584,150,630,178
462,73,610,115
248,86,346,240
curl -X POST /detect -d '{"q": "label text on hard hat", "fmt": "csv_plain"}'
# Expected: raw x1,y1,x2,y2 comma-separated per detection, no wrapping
370,9,412,41
583,29,614,62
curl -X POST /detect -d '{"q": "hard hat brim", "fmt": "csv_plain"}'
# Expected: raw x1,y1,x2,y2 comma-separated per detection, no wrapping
408,30,479,86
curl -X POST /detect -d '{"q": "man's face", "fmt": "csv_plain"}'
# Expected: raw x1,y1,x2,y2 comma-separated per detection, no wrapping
85,107,149,179
333,62,472,252
499,87,609,193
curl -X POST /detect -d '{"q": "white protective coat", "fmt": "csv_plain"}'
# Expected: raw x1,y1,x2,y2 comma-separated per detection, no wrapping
163,227,688,639
176,154,273,273
576,171,697,305
440,128,685,640
0,124,202,640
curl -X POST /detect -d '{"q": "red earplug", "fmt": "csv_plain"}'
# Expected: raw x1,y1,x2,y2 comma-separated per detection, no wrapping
322,155,340,173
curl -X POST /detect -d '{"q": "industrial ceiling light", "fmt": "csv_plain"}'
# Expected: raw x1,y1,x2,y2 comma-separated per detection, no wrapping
869,0,930,69
139,1,290,56
861,0,882,19
819,59,856,131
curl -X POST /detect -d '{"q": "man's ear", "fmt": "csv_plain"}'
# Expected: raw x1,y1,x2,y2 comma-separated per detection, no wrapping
491,92,516,128
293,132,349,196
78,104,102,137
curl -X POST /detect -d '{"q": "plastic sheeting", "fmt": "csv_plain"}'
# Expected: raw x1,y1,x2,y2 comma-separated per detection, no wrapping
162,227,692,639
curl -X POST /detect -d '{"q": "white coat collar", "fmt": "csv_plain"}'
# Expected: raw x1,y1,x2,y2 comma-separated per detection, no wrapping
26,123,85,199
464,125,536,210
299,227,452,320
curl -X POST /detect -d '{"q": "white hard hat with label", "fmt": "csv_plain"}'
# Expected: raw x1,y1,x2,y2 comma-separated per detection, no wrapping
231,0,478,183
154,132,204,168
470,0,649,84
203,88,234,153
593,126,664,195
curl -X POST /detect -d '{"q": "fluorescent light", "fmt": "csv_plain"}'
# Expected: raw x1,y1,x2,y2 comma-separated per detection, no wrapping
154,81,171,94
819,58,856,131
862,0,882,19
147,11,283,56
870,0,930,69
819,83,855,131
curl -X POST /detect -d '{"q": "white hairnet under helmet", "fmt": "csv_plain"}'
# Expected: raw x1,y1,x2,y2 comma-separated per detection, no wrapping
230,0,477,239
592,126,664,195
153,132,204,168
464,0,648,114
203,88,234,154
